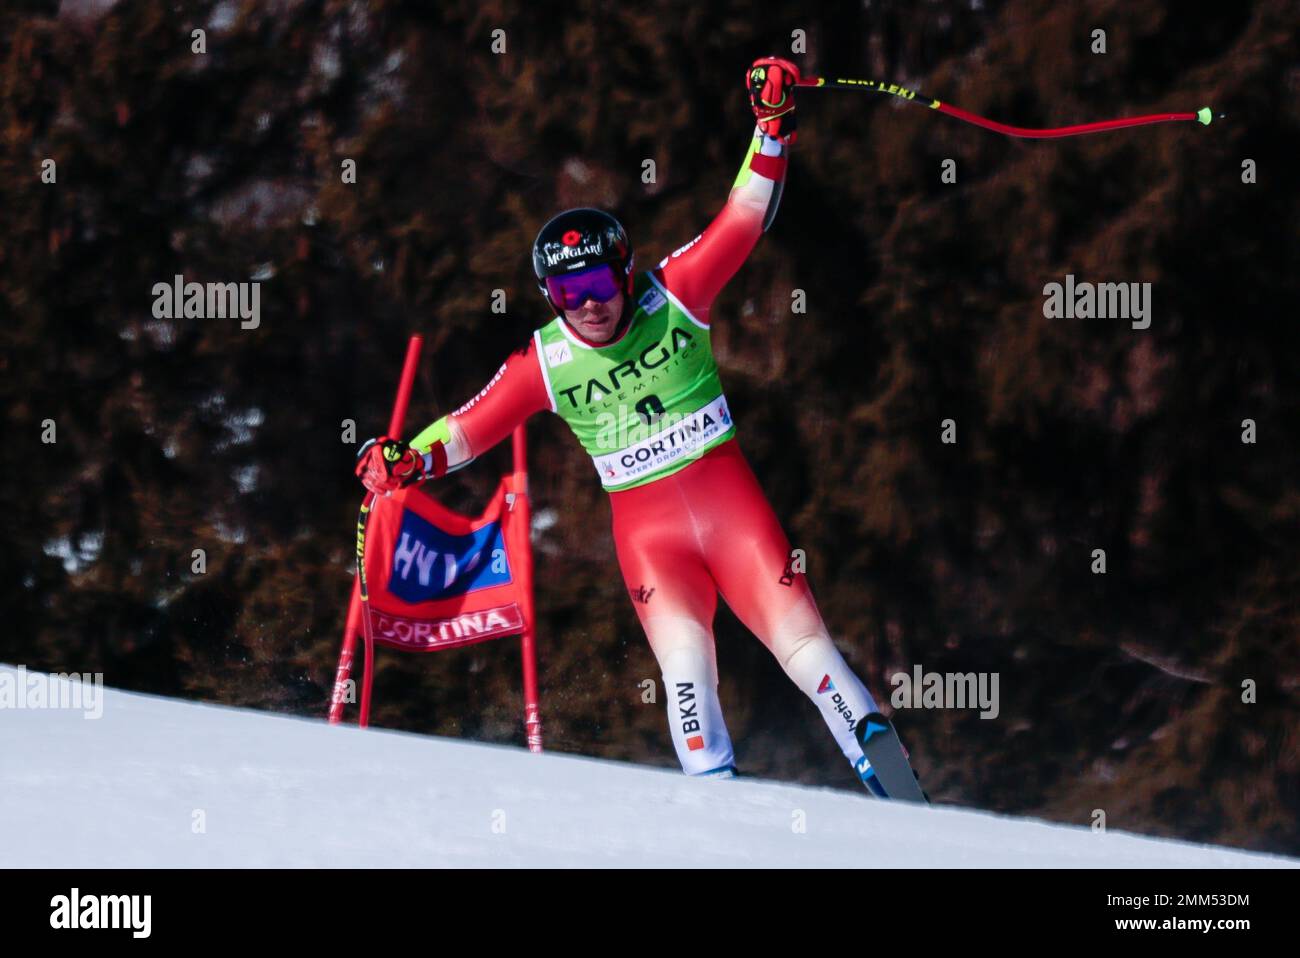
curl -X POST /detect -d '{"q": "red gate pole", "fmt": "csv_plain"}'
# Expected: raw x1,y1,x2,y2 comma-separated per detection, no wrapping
327,580,363,723
511,425,544,752
329,334,424,724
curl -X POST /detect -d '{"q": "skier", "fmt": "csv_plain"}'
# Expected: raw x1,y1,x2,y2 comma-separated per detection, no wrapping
357,58,913,797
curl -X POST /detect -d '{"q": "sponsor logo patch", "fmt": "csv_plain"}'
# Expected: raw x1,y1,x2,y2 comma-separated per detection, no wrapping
628,584,655,604
545,243,602,267
545,340,573,366
657,233,703,268
368,604,524,650
637,285,667,314
592,393,733,487
387,510,511,603
676,682,702,745
831,692,856,728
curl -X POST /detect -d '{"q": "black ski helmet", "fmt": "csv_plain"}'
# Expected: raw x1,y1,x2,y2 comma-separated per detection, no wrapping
532,208,634,313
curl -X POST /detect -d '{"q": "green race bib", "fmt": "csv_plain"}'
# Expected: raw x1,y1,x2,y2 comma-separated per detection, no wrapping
534,273,736,490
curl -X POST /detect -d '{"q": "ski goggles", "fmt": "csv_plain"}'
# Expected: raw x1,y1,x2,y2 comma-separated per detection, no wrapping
543,263,623,311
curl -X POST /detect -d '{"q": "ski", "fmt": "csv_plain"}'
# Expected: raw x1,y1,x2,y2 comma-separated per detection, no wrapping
855,712,929,804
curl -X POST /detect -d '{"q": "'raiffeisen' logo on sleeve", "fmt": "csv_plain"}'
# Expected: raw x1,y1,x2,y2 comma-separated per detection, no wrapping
387,511,511,603
657,233,702,267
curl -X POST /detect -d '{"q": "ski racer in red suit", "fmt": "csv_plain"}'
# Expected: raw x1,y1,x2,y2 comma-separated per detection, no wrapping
358,59,904,796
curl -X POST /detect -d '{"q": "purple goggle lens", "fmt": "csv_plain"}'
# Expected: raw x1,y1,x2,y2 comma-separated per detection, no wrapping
544,263,622,311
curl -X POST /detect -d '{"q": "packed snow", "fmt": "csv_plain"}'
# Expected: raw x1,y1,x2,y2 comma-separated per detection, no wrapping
0,665,1294,868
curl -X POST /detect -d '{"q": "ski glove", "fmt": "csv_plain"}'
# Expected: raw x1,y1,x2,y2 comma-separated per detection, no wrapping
355,436,429,495
748,56,800,143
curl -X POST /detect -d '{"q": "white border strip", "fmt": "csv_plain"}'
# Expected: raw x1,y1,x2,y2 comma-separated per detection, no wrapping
532,328,558,412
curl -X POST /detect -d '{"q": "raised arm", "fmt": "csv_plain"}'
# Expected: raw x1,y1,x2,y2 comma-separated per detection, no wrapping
658,57,800,320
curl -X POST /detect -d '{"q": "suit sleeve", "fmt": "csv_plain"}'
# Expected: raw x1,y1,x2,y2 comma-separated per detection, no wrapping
657,127,789,322
408,336,551,475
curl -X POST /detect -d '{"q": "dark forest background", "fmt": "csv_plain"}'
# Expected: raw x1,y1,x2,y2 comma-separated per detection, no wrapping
2,0,1297,855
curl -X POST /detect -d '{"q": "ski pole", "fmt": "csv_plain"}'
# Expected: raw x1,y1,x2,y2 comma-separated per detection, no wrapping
796,75,1213,138
355,490,378,728
329,335,423,725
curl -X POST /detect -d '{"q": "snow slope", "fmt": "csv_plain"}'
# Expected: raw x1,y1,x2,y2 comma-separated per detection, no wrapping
0,665,1294,868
